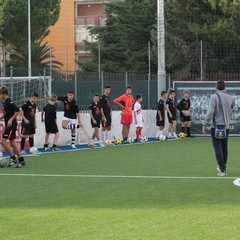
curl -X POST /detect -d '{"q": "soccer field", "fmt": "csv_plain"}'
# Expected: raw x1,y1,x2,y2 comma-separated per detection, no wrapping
1,138,240,240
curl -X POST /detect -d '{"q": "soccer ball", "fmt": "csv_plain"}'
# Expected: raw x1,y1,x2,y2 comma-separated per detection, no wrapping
105,139,111,146
114,138,121,145
30,146,38,155
141,136,148,142
159,135,166,141
88,140,95,149
127,137,134,144
0,158,7,168
179,132,186,139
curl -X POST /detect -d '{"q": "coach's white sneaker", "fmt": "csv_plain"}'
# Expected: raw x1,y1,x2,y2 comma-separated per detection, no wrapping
71,144,77,149
217,171,227,177
217,165,221,173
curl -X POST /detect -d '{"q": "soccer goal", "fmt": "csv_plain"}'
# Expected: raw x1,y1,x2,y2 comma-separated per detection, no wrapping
0,76,51,110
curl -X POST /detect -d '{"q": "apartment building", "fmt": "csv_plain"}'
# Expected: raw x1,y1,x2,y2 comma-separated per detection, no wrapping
45,0,107,72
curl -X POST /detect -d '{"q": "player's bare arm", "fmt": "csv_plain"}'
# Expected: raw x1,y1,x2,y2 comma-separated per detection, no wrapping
101,108,106,122
77,112,82,126
89,110,96,124
7,112,19,127
116,102,125,109
20,108,29,125
41,111,44,122
166,104,172,118
134,111,137,124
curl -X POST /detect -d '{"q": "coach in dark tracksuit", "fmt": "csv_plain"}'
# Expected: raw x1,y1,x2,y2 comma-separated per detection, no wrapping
202,80,235,176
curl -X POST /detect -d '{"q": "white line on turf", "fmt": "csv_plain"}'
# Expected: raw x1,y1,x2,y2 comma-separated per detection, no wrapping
0,173,237,180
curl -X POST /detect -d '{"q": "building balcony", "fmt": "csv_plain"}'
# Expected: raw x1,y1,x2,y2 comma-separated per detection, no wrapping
75,0,106,5
75,16,106,26
75,43,91,56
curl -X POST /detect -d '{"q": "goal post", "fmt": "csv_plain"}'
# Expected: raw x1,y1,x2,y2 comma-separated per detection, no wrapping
0,76,52,111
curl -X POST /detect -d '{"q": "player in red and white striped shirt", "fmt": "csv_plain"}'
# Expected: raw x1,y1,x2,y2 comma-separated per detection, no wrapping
134,95,143,142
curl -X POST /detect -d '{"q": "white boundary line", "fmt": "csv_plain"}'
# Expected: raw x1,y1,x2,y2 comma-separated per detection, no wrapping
0,173,238,180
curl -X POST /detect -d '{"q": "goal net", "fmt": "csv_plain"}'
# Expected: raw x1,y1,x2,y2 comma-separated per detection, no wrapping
0,76,51,111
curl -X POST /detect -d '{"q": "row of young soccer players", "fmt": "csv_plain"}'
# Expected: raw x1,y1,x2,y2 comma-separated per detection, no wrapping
0,86,82,168
156,89,193,140
89,85,193,145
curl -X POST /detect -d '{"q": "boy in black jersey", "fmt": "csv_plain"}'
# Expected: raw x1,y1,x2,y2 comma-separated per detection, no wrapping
99,86,112,142
0,86,26,168
57,90,81,148
155,90,167,139
41,95,60,151
166,90,178,139
20,92,38,155
177,89,193,137
89,93,103,146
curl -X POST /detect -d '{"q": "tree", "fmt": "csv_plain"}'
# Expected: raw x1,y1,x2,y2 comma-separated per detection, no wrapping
80,0,157,73
8,38,63,70
0,0,61,69
162,0,240,75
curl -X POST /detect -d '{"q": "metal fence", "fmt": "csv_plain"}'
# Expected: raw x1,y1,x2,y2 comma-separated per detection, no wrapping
51,71,160,110
1,67,167,110
3,67,239,111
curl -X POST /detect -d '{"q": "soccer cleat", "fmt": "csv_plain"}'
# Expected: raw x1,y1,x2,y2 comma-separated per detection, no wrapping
71,144,77,149
44,144,49,150
98,141,105,147
217,165,221,173
6,159,18,167
21,150,27,155
172,133,179,139
15,161,26,168
168,134,173,139
51,147,61,151
217,171,227,177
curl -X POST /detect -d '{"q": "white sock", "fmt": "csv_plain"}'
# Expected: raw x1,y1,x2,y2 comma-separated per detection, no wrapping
156,130,160,138
159,130,163,136
106,131,110,140
101,131,106,141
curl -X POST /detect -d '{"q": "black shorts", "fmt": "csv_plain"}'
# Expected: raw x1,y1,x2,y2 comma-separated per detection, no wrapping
167,114,176,123
45,122,59,134
180,114,191,122
156,119,165,127
2,126,17,140
91,119,101,128
21,123,35,135
102,115,112,128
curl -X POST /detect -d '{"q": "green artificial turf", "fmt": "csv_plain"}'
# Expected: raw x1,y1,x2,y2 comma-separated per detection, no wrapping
1,138,240,240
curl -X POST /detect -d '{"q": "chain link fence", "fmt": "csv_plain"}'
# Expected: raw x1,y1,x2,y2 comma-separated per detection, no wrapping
1,67,170,110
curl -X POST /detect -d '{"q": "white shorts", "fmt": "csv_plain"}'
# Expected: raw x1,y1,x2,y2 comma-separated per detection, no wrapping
62,117,78,125
136,120,143,128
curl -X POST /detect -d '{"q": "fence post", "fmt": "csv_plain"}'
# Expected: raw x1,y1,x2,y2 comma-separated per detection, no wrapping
125,72,128,88
148,73,150,109
10,66,13,99
43,68,47,97
101,71,104,94
74,71,77,101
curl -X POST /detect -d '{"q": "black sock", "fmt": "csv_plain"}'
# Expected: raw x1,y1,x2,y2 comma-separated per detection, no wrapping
52,144,57,148
29,137,34,147
21,138,26,150
18,157,24,162
44,144,48,148
181,127,185,133
187,127,191,136
10,155,16,160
